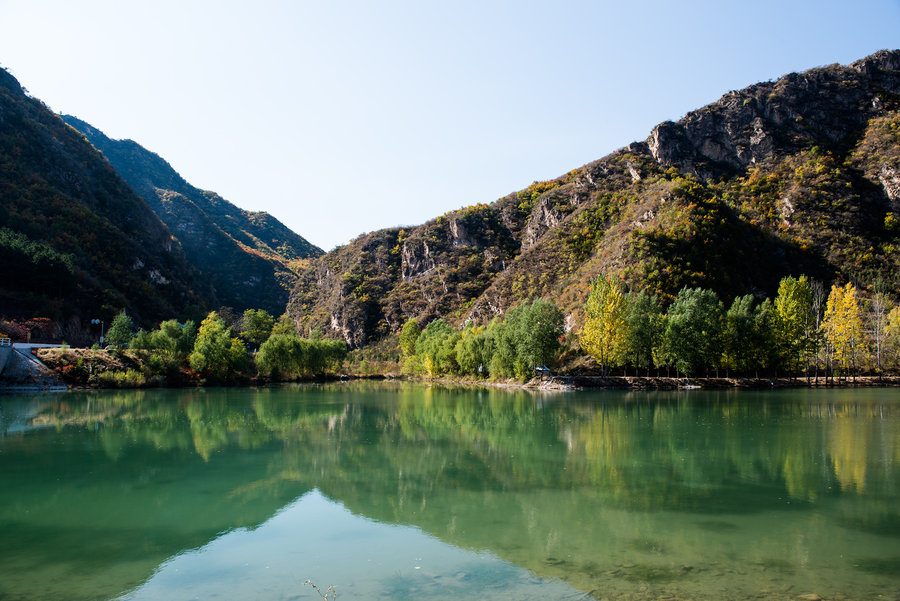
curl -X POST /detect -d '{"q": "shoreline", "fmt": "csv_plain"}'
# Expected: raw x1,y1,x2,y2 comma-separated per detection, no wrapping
384,374,900,392
7,348,900,393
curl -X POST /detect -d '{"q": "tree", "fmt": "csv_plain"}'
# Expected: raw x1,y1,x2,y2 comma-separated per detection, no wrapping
486,300,564,380
487,318,517,379
227,337,249,374
130,328,152,351
623,291,665,376
399,319,421,357
809,280,826,382
722,295,756,375
415,319,456,377
507,299,564,379
256,334,347,380
752,298,778,376
189,312,247,380
885,305,900,371
238,309,275,349
822,283,864,380
318,339,348,374
455,324,490,377
256,333,304,378
868,280,890,375
271,313,297,337
150,319,196,357
399,318,423,375
663,287,725,376
773,275,812,376
581,275,628,376
106,311,135,348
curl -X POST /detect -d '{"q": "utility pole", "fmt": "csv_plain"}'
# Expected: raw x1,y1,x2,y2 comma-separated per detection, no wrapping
91,319,105,345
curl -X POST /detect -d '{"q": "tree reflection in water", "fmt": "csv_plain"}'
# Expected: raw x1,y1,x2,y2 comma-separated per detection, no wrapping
0,384,897,601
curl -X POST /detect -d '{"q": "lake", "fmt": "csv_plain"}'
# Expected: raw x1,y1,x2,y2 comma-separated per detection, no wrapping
0,383,898,601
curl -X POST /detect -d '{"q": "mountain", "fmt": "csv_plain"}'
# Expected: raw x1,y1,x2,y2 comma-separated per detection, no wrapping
0,67,208,328
61,116,323,315
287,50,900,348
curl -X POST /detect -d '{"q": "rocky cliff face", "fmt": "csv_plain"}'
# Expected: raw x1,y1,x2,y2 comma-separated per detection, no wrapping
648,50,900,179
289,50,900,348
62,115,323,314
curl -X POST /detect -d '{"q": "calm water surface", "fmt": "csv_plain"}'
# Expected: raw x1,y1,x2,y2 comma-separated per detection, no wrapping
0,384,898,601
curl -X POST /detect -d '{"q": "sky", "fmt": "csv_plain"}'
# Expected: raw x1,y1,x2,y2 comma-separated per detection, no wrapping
0,1,898,251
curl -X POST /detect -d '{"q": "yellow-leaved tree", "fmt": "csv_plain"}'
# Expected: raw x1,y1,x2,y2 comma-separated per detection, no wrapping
581,275,628,376
822,283,864,379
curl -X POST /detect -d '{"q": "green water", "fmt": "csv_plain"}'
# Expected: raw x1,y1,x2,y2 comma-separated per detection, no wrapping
0,384,898,601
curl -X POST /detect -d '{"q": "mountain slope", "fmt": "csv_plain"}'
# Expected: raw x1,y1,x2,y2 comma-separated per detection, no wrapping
0,67,207,326
61,115,323,314
288,50,900,347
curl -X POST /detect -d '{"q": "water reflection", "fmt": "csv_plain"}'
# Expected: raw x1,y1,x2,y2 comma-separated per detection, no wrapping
0,384,898,600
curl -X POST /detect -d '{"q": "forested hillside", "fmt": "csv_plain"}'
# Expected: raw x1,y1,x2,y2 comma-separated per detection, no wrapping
288,50,900,349
62,115,323,314
0,67,208,330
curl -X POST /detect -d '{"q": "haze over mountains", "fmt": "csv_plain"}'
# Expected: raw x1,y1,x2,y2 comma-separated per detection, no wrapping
1,50,899,347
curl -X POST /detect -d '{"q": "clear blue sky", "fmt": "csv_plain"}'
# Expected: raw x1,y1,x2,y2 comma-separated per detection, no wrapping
1,0,897,250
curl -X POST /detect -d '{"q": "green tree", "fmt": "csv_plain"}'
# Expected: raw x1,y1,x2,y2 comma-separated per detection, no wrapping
256,333,304,378
773,275,812,376
752,298,778,375
581,275,628,376
399,318,421,357
415,319,457,377
271,314,297,337
129,328,152,351
504,299,564,379
722,295,756,375
487,318,517,379
455,324,491,377
189,312,247,380
318,339,348,374
256,334,345,379
664,287,725,376
227,337,249,373
623,291,665,376
399,318,422,374
150,319,196,357
238,309,275,349
106,311,135,348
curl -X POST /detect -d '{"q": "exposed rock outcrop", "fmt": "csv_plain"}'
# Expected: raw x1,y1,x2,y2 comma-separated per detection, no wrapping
646,50,900,179
287,50,900,348
879,165,900,205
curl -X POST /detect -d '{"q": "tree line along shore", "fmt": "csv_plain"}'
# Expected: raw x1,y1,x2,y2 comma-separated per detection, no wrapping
15,273,900,389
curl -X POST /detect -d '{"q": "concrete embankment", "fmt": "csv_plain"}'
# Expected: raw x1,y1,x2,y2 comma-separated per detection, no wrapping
0,345,66,391
0,346,11,376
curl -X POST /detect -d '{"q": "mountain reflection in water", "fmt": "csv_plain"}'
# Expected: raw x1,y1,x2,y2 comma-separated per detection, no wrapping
0,384,897,601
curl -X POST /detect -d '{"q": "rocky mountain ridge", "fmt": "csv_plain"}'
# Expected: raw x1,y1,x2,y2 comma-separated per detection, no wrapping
288,50,900,348
61,115,323,314
0,66,208,328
